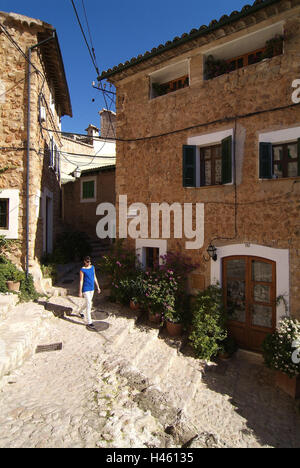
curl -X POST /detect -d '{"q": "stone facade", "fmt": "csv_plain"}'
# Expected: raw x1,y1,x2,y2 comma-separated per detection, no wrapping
0,12,72,275
63,166,116,242
100,0,300,348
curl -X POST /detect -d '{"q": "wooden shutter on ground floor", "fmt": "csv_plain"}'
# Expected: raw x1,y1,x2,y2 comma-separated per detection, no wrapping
259,142,273,179
221,136,233,184
183,145,196,187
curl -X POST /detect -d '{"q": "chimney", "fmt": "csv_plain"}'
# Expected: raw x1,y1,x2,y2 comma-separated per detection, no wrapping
99,109,116,139
85,124,99,144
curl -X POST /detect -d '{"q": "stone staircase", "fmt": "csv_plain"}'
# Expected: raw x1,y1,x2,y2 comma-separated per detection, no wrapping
38,285,207,445
0,300,56,383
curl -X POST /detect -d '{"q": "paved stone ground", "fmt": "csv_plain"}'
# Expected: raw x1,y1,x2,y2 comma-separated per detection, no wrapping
0,272,299,448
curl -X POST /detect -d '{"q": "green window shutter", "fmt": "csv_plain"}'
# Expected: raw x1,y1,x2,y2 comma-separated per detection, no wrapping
183,145,196,187
221,136,232,184
298,138,300,177
82,181,95,199
259,142,273,179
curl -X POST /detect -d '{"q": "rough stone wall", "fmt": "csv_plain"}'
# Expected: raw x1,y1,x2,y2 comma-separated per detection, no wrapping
0,13,64,269
113,11,300,319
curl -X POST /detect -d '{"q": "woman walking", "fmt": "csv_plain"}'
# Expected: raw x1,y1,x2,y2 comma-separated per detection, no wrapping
79,256,101,331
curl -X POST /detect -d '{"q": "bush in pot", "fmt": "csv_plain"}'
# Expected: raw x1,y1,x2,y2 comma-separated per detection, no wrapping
189,285,228,361
262,317,300,398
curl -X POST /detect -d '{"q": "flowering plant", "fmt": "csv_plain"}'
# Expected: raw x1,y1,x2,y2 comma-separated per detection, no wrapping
262,317,300,378
142,269,178,316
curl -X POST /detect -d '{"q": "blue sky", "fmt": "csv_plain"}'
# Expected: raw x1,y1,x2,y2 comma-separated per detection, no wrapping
1,0,251,134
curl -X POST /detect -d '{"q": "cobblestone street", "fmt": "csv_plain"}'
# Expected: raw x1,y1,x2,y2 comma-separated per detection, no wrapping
0,286,300,449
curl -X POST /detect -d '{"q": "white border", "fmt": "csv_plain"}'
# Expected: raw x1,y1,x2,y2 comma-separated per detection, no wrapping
259,126,300,144
136,239,167,269
0,189,19,239
210,243,290,324
80,176,97,203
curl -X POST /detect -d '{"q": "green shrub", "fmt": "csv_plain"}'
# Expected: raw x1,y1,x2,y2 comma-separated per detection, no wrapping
42,231,92,265
189,285,227,361
41,263,57,282
262,317,300,378
0,257,39,302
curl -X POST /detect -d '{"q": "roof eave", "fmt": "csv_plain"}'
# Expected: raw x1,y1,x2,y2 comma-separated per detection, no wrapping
98,0,283,82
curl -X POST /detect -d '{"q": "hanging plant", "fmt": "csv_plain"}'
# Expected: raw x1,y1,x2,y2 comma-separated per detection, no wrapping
262,34,284,59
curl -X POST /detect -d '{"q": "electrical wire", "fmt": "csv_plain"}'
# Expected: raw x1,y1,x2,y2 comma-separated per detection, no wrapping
81,0,98,71
0,73,37,100
0,22,45,79
40,100,300,143
70,0,99,75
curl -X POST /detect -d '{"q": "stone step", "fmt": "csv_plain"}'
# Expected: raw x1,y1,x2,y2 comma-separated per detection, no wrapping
0,302,54,382
122,330,159,367
0,294,19,320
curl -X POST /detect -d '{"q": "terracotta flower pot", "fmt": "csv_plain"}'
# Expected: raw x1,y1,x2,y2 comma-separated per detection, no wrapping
276,371,300,399
6,281,20,292
130,300,140,311
166,320,183,337
148,310,161,324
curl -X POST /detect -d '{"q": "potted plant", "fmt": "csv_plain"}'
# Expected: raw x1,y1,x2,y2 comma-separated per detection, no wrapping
204,55,230,80
262,34,284,59
189,285,228,361
262,317,300,399
164,307,184,337
5,264,24,292
129,273,146,311
218,336,238,360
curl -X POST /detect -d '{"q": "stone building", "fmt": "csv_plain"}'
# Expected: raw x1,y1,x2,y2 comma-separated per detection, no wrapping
61,109,116,245
0,11,72,280
98,0,300,352
63,165,116,243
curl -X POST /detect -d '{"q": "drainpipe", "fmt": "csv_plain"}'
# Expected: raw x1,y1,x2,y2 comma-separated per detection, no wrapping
26,32,55,277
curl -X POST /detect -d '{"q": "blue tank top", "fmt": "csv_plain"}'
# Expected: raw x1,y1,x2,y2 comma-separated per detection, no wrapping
81,266,95,292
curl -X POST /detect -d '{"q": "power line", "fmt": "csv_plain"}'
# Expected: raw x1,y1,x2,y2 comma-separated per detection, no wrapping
0,22,45,78
70,0,99,76
81,0,98,69
41,100,300,143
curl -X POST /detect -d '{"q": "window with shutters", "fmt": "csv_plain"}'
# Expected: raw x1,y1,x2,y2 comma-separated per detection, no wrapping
81,177,97,203
259,138,300,179
200,144,222,186
183,135,233,187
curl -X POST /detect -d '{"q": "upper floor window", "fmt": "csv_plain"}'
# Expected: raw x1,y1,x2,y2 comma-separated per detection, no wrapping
203,21,284,81
259,140,300,179
152,75,189,97
183,133,233,187
200,144,222,186
150,60,189,99
205,35,283,80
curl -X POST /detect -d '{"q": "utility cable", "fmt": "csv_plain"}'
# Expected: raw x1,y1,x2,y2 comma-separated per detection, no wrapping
41,100,300,143
70,0,99,75
0,22,45,78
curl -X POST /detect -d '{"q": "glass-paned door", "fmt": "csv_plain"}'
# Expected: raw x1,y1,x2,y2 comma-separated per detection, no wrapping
223,256,276,352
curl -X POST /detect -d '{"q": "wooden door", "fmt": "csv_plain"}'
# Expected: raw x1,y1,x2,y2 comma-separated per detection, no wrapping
223,256,276,352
